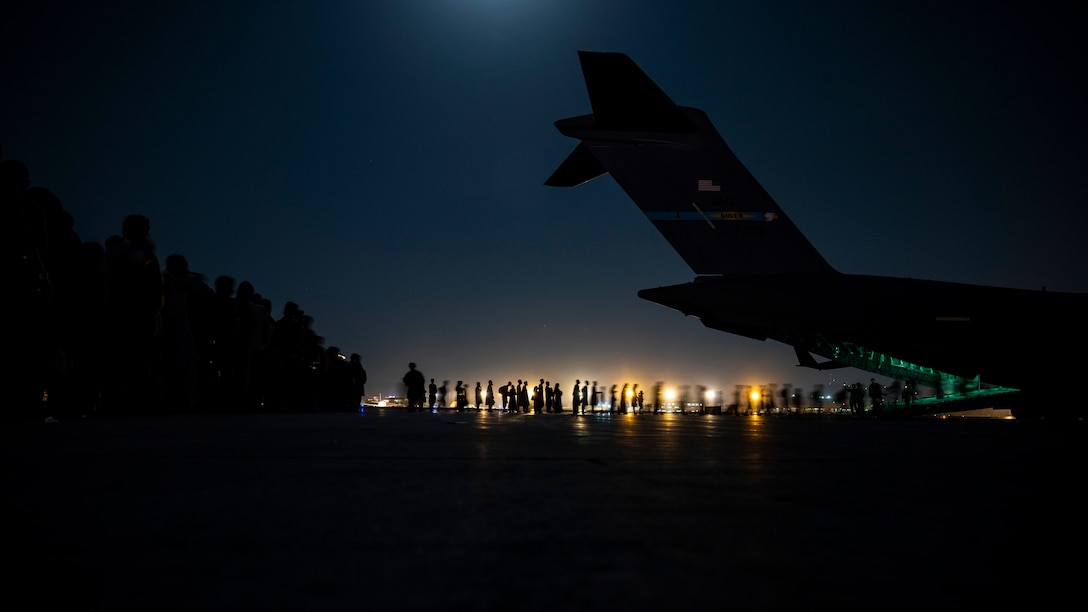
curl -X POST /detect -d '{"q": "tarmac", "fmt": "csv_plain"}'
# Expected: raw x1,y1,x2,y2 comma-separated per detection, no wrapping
4,408,1086,610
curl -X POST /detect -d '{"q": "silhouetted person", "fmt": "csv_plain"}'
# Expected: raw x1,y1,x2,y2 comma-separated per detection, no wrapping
160,253,209,412
248,293,275,410
545,380,554,413
475,381,483,411
403,362,425,410
868,378,884,412
102,214,163,415
456,380,467,411
581,380,588,414
5,159,52,419
65,241,108,417
23,186,83,419
518,380,530,413
889,379,902,406
319,347,352,411
428,378,437,409
572,380,581,415
230,280,266,411
835,384,849,412
486,380,495,410
849,383,865,415
503,380,514,411
609,385,617,413
297,312,322,411
268,301,305,412
590,382,598,412
349,353,367,408
438,380,448,408
1,158,45,417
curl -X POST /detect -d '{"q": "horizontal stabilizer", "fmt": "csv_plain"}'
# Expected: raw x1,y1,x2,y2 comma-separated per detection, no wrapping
545,143,607,187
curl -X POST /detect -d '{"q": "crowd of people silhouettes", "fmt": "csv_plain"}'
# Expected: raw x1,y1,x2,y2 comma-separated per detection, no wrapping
3,152,367,421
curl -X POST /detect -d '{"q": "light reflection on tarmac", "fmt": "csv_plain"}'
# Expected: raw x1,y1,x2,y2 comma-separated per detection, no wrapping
3,410,1085,610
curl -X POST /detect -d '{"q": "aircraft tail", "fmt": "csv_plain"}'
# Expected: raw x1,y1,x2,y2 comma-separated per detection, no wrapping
546,51,836,276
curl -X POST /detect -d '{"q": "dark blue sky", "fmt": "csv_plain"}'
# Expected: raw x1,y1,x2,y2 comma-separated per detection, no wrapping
5,1,1086,397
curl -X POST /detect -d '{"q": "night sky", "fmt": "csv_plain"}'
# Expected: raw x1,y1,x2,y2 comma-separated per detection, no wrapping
5,1,1087,399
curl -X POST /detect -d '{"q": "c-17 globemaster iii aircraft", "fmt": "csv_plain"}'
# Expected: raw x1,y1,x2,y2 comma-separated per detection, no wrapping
546,51,1088,420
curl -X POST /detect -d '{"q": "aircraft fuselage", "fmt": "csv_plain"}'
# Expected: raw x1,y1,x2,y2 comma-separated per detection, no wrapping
638,274,1086,393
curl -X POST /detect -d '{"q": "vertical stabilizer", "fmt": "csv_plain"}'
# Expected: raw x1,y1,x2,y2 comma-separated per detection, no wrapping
547,51,835,276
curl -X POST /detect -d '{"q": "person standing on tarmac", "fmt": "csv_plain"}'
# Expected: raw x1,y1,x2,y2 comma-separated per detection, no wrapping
850,383,865,415
403,363,425,411
868,378,884,413
502,381,513,411
533,381,544,414
518,380,530,413
456,381,468,411
438,380,448,408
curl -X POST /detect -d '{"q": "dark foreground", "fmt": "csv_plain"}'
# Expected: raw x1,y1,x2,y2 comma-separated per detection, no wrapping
4,410,1086,610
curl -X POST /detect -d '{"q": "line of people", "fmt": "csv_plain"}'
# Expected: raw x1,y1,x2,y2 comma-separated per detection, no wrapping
402,372,909,417
402,370,659,414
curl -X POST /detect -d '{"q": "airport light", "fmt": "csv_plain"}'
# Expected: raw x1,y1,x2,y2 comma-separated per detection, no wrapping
750,389,760,403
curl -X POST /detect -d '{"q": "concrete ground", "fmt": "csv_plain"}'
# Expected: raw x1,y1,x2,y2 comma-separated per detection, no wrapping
3,409,1085,610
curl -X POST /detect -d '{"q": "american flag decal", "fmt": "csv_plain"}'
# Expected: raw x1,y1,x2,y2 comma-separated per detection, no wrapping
697,179,720,192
